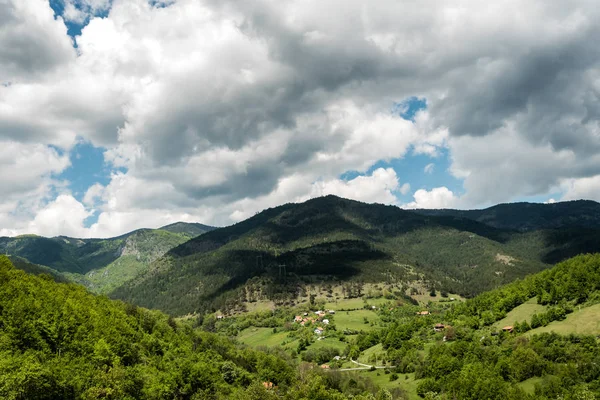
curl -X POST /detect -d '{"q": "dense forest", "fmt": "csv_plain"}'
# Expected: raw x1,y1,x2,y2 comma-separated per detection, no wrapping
412,200,600,232
0,255,396,399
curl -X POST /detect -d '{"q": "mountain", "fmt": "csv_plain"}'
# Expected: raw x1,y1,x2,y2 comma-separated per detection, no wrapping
159,221,216,237
410,199,600,231
112,195,600,316
0,222,216,294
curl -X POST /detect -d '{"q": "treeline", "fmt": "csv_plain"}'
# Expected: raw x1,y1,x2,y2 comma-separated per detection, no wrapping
448,253,600,328
0,256,395,400
414,333,600,399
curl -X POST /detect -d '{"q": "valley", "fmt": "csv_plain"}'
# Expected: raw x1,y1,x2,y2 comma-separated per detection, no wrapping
4,197,600,399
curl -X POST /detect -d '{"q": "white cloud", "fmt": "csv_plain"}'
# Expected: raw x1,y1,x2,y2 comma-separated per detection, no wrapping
424,163,435,174
560,175,600,202
27,195,92,238
226,168,404,223
447,126,595,207
403,187,459,209
310,168,400,204
0,0,75,82
82,183,105,207
399,183,411,195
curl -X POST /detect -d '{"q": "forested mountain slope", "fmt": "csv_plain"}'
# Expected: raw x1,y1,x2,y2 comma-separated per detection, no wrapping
113,196,600,316
0,256,390,400
160,222,217,237
411,199,600,231
0,222,215,294
349,253,600,399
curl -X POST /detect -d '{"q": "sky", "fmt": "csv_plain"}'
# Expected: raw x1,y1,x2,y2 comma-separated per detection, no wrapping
0,0,599,238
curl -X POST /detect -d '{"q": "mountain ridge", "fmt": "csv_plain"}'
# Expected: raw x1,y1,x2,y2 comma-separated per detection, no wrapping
113,195,600,316
0,221,216,294
409,199,600,231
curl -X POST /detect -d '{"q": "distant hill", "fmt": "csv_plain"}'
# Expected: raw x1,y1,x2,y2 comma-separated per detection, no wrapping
410,199,600,231
159,221,216,238
6,255,69,283
0,222,215,294
112,196,600,316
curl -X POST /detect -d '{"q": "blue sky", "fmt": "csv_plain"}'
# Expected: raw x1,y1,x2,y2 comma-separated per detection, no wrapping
49,0,110,36
57,141,111,202
339,97,464,204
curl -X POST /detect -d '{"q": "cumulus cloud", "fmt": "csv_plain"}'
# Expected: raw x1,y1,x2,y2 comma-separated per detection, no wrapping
399,183,411,195
560,175,600,202
1,0,600,237
27,195,92,238
403,187,460,210
0,0,75,82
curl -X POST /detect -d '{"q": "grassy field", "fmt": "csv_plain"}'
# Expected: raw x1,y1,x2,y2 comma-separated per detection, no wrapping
358,344,386,365
237,327,294,348
406,282,465,305
307,336,347,352
493,297,546,329
323,297,391,311
527,303,600,336
335,309,382,332
242,301,276,313
237,327,347,354
517,376,543,395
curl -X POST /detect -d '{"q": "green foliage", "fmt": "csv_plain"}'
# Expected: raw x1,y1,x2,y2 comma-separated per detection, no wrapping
158,222,215,238
0,256,394,399
301,347,340,365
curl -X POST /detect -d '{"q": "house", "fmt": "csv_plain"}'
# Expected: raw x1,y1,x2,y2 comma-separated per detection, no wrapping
216,315,224,320
321,364,330,369
371,305,377,310
262,382,274,390
329,310,336,314
333,356,341,361
502,326,514,333
314,327,324,335
303,312,309,316
294,315,303,322
434,323,445,332
416,311,430,316
323,319,329,325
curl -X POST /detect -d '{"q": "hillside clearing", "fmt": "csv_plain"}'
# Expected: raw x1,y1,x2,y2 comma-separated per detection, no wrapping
493,297,546,329
527,303,600,336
